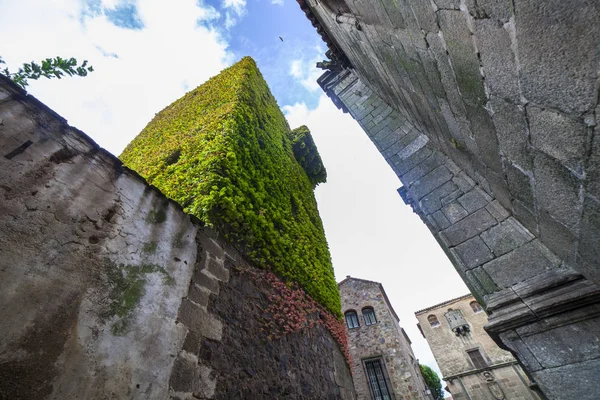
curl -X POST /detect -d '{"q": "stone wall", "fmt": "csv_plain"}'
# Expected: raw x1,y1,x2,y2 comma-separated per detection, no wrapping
301,0,600,283
416,296,539,400
316,68,600,399
339,278,428,400
0,76,355,399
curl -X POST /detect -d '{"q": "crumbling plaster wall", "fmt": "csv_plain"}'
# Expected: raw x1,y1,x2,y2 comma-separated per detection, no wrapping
0,76,355,399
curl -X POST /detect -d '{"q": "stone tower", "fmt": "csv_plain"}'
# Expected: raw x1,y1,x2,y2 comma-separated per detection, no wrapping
416,295,540,400
339,276,430,400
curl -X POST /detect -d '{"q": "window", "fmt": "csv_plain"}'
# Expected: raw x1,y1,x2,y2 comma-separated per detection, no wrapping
363,307,377,326
428,315,440,328
467,349,488,370
470,301,483,313
364,359,392,400
345,310,360,329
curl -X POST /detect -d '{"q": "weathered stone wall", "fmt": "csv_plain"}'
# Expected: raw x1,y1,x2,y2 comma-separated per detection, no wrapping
416,296,538,400
0,76,355,399
339,278,428,400
317,68,600,399
303,0,600,283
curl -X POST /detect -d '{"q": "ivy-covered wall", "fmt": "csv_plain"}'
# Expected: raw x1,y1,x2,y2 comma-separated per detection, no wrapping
120,57,340,315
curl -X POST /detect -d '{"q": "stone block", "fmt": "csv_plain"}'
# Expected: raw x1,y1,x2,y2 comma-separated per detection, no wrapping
528,105,588,173
441,201,469,224
402,151,446,186
515,0,600,114
505,162,534,210
431,210,451,230
395,133,429,162
177,299,223,341
577,196,600,282
383,129,421,159
194,269,220,294
188,284,210,307
392,140,433,175
484,168,512,211
458,188,491,213
467,0,512,20
425,32,469,120
454,236,494,270
441,208,497,246
475,20,519,103
433,0,460,10
533,152,582,230
406,0,438,32
538,210,577,265
521,316,600,368
419,180,460,214
207,257,229,282
485,200,510,223
170,352,203,392
467,267,500,296
533,359,600,400
483,240,559,288
453,172,476,193
438,10,487,108
511,199,538,235
480,217,535,257
409,165,454,200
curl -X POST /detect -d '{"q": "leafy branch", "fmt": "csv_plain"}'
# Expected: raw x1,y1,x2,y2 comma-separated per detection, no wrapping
0,56,94,88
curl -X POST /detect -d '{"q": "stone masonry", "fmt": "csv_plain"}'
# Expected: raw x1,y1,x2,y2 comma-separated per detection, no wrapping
0,75,355,399
339,277,430,400
416,295,539,400
296,1,600,398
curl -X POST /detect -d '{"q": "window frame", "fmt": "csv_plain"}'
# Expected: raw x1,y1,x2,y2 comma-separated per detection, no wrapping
470,301,483,314
427,314,440,328
345,310,360,329
363,307,378,326
362,357,395,400
466,348,488,370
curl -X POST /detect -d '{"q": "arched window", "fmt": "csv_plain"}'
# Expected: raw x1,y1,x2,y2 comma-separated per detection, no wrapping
470,301,483,313
428,315,440,328
363,307,377,326
345,310,360,329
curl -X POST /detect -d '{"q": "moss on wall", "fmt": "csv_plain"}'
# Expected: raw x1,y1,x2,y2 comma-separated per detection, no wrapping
288,125,327,187
120,57,340,315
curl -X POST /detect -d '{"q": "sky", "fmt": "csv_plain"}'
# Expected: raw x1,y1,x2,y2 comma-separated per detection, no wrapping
0,0,468,390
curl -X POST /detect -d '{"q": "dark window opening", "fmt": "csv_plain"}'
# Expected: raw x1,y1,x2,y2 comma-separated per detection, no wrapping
467,349,488,370
365,359,392,400
470,301,483,313
428,314,440,327
345,310,360,329
363,307,377,326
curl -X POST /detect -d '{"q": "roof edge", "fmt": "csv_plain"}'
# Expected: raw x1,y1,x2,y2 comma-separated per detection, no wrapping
339,276,400,322
414,294,474,315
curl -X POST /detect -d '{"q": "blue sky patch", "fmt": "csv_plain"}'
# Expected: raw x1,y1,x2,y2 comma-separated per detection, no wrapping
104,4,144,30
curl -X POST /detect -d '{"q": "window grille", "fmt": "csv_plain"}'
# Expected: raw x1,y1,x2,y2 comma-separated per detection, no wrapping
467,349,488,369
363,307,377,325
345,311,360,329
364,359,392,400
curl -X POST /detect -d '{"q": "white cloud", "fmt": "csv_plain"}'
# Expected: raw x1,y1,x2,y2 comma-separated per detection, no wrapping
271,0,284,5
222,0,246,29
284,95,469,387
287,53,323,92
0,0,233,155
289,59,303,79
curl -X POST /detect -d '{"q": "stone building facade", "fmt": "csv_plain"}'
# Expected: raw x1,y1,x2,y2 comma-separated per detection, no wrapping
296,1,600,398
416,295,539,400
339,277,430,400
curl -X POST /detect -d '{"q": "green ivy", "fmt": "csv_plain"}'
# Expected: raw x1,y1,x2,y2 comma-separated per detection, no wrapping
120,57,340,316
288,125,327,187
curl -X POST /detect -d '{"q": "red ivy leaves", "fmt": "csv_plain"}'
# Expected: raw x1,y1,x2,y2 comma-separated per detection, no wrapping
239,265,351,366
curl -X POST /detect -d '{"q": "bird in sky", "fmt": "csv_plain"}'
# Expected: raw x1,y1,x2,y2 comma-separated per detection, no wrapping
279,36,284,42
